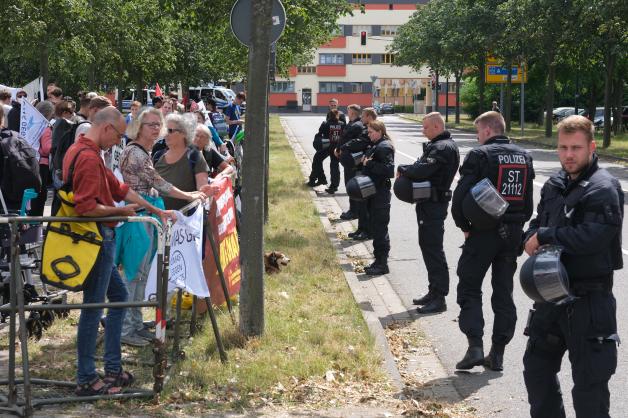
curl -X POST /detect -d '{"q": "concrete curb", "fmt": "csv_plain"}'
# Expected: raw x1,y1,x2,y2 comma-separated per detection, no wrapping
280,118,460,402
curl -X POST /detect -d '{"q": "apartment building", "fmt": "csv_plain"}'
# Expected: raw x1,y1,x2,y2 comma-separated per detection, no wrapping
269,0,456,113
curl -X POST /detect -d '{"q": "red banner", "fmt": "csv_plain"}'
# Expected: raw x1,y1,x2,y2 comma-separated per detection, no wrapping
198,177,241,311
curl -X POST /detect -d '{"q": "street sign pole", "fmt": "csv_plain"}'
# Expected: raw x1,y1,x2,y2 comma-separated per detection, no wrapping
231,0,286,337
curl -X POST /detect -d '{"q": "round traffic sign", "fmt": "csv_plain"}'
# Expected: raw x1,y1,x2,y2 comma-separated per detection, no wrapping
230,0,286,47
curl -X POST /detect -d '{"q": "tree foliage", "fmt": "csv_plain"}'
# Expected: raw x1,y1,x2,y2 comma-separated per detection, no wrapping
0,0,350,99
391,0,627,144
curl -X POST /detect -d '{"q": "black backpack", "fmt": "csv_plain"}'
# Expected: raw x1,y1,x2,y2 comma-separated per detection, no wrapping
0,129,41,204
50,119,90,181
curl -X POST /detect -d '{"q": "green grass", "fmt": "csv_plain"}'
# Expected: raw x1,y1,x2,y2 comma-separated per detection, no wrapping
399,113,628,160
1,116,385,415
161,116,384,412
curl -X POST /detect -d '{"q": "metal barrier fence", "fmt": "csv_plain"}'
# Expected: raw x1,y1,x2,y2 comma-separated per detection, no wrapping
0,213,168,417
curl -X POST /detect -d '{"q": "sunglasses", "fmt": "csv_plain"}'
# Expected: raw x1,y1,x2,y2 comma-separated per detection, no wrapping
167,128,182,134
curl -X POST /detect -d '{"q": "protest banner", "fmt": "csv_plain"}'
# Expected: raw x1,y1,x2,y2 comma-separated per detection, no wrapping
145,207,210,299
19,99,49,160
198,177,241,312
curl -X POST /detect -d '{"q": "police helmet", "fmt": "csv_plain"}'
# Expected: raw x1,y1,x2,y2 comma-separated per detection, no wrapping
346,175,376,201
462,178,509,230
393,175,414,203
520,245,573,304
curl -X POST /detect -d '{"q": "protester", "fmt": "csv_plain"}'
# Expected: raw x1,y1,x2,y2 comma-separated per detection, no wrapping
0,90,12,128
75,96,112,141
7,90,27,132
224,92,245,138
195,110,226,152
29,101,55,216
152,96,163,109
48,87,63,105
160,100,173,117
62,106,176,396
125,101,141,125
119,107,206,347
193,124,234,179
154,113,210,210
55,100,74,122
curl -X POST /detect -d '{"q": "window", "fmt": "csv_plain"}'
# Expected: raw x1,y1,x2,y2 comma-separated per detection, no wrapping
331,24,344,37
382,54,396,64
319,82,344,93
352,25,371,36
381,25,399,36
270,81,295,93
351,83,363,93
319,53,344,65
352,53,372,64
297,66,316,74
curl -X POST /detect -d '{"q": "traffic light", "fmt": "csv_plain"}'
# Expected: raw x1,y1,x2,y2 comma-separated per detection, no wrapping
360,31,367,46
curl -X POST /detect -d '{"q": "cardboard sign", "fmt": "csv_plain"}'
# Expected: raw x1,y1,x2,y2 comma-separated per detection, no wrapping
198,177,241,311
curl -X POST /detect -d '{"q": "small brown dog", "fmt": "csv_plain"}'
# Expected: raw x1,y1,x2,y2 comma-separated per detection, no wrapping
264,251,291,274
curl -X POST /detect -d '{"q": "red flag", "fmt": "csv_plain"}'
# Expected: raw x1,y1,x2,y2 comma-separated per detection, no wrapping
155,83,163,98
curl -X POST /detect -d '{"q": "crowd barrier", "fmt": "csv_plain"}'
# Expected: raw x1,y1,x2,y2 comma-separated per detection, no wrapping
0,198,232,417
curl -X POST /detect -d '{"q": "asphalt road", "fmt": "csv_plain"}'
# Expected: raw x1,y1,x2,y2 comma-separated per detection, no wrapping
281,114,628,418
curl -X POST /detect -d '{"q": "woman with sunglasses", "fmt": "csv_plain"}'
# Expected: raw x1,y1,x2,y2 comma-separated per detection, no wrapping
117,108,205,347
154,113,209,210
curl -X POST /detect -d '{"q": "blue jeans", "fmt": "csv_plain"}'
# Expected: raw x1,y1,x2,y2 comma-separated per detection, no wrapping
76,226,129,384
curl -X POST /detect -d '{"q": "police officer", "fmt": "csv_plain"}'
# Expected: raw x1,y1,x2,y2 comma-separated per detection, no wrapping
360,120,395,275
397,112,459,314
328,98,347,124
331,104,364,221
344,107,378,240
307,109,344,187
451,111,534,371
522,115,623,418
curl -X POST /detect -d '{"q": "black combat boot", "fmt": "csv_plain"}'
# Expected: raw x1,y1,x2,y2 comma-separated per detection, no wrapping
417,296,446,314
412,292,435,306
456,343,484,370
364,260,389,275
484,344,505,371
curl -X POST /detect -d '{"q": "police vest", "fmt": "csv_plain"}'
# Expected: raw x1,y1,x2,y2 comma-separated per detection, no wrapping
478,140,532,216
329,123,343,144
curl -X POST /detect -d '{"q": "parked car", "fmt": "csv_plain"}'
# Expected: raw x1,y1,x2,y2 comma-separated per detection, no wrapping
372,104,381,115
592,107,614,129
188,85,236,110
380,103,394,114
555,107,587,122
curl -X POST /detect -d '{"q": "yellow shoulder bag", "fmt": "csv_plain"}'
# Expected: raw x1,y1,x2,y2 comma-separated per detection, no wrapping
41,150,103,291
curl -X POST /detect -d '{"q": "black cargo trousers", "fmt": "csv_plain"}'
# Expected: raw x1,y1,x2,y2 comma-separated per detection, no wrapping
523,289,618,418
416,200,450,296
456,223,523,348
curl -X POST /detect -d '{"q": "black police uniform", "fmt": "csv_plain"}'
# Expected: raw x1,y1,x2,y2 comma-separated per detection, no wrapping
309,117,344,187
337,118,364,214
397,131,459,302
451,135,534,365
342,124,372,236
361,135,395,273
522,154,623,418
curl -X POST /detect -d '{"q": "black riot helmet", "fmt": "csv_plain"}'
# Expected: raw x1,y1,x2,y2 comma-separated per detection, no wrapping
346,175,376,201
393,176,432,204
520,245,573,305
462,178,509,230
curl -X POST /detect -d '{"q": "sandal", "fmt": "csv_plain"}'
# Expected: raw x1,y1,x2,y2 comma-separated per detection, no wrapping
103,369,135,388
75,377,121,396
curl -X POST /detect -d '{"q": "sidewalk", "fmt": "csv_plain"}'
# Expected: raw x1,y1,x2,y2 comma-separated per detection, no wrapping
280,119,470,416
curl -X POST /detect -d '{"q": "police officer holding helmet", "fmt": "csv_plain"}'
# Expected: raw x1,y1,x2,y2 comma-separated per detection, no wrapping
522,115,624,418
451,111,534,371
396,112,459,314
360,120,395,275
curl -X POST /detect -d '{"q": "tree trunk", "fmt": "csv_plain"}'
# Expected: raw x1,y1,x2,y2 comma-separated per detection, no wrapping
586,81,597,123
612,73,623,134
602,49,615,148
544,56,556,138
39,42,49,100
478,56,486,114
455,71,461,124
445,75,449,123
239,0,273,338
505,59,513,132
434,69,439,112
